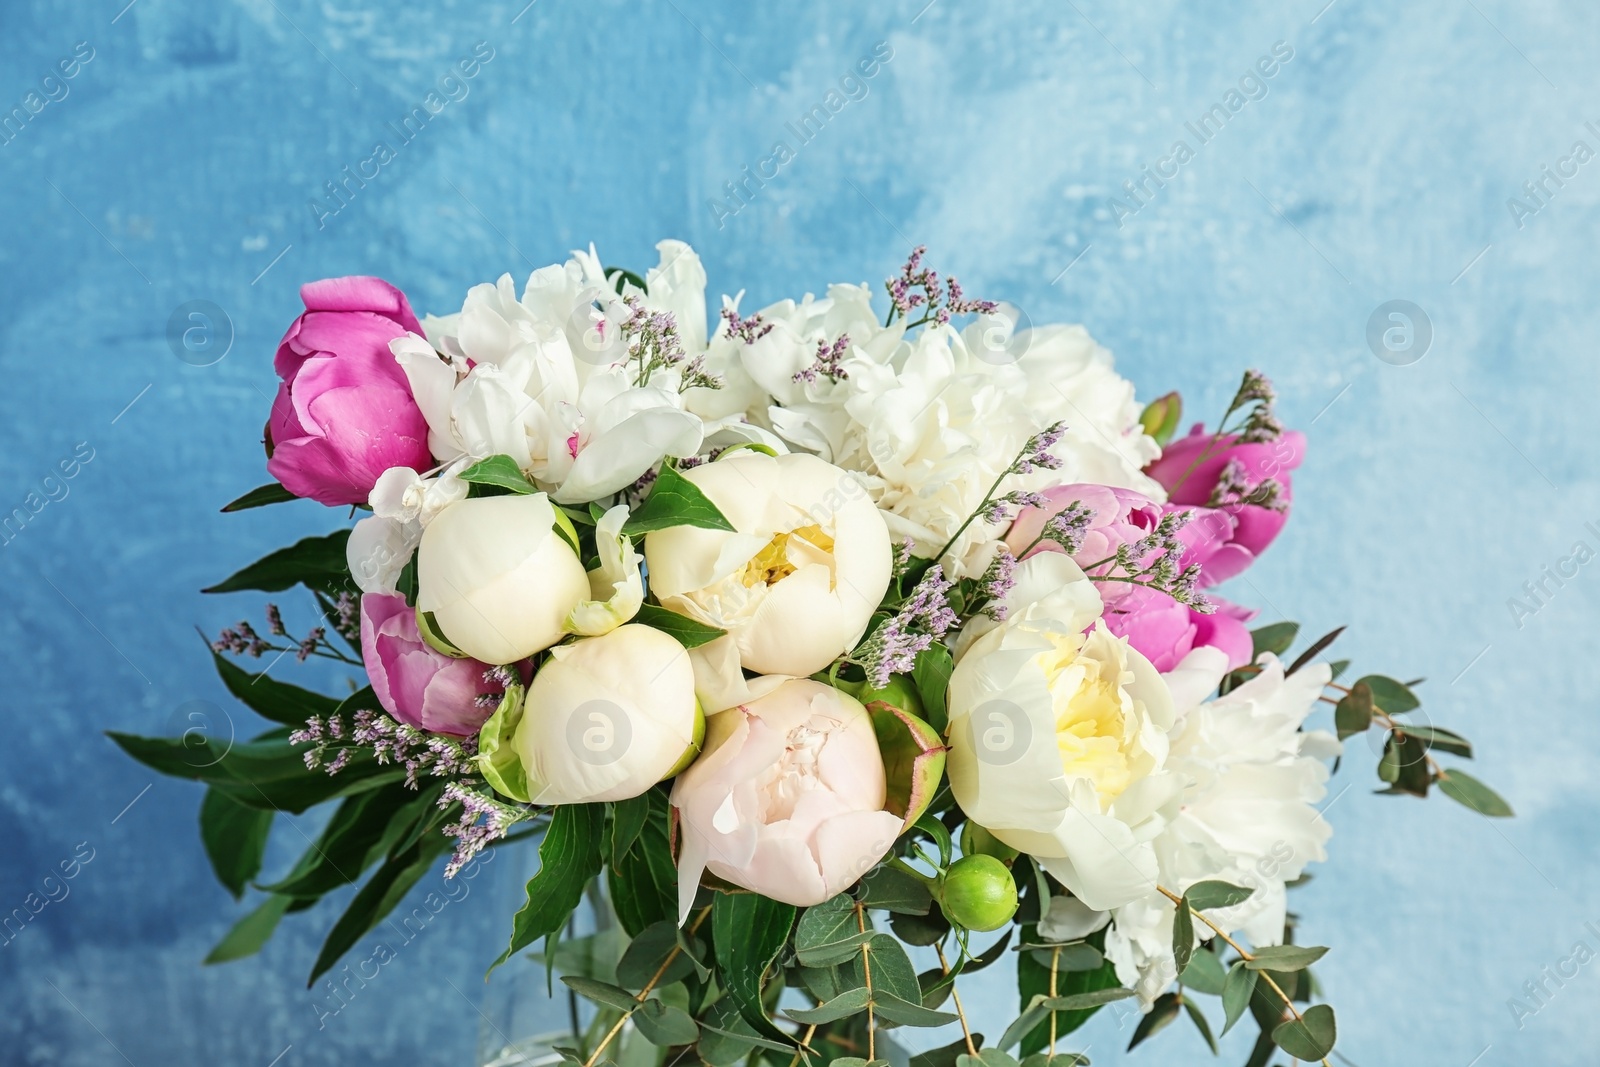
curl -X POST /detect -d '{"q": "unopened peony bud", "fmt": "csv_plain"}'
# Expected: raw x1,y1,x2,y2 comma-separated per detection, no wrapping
939,854,1018,932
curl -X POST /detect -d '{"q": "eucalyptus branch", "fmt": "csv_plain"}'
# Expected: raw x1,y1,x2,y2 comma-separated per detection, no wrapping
1156,886,1330,1067
581,906,712,1067
935,943,978,1057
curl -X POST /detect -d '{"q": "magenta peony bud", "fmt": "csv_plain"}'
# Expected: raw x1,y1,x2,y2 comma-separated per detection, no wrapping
265,276,433,506
1144,424,1306,586
359,593,503,737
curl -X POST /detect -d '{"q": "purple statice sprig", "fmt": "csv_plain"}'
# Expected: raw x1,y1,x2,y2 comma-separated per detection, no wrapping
984,490,1047,527
292,707,480,787
929,421,1070,566
975,548,1019,621
439,783,532,878
884,245,998,328
1078,509,1215,613
720,305,774,344
793,333,851,385
1207,457,1289,512
620,294,721,393
847,565,960,689
1015,499,1095,559
1165,368,1284,497
211,602,360,667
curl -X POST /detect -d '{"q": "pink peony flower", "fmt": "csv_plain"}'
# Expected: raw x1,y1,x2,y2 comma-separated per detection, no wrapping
266,277,433,506
670,679,905,918
1144,425,1306,586
1005,483,1252,672
359,593,504,737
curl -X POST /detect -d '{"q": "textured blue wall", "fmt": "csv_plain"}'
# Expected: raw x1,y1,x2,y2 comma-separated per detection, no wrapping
3,1,1597,1064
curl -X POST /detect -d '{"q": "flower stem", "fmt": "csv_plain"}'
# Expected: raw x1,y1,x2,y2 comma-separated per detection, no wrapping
936,943,978,1057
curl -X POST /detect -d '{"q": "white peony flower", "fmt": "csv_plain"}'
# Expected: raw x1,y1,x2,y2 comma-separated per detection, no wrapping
730,308,1162,577
414,494,590,664
1100,650,1340,1006
945,552,1180,912
642,451,892,679
393,243,707,505
514,624,701,805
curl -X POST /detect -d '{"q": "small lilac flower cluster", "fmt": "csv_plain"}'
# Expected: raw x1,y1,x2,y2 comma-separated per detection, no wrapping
984,489,1048,527
473,665,519,709
885,245,998,326
977,549,1019,620
438,783,529,878
212,619,272,658
719,306,774,344
1209,457,1288,512
1084,510,1213,612
289,708,479,787
852,565,960,688
1009,421,1068,476
794,333,851,384
1228,369,1282,444
212,604,345,664
890,537,917,581
329,591,360,644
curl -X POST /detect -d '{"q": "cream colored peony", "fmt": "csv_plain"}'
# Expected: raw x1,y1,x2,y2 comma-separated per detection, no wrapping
642,451,892,680
946,552,1179,912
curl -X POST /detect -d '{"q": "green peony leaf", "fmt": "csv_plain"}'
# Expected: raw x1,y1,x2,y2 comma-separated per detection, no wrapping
623,463,736,534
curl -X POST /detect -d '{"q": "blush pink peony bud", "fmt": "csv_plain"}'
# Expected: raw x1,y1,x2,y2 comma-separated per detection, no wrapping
670,679,905,918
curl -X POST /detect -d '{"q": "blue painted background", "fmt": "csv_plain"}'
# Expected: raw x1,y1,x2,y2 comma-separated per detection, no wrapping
4,0,1597,1063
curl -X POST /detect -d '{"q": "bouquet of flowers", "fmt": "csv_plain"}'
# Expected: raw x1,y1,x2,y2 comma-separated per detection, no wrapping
116,243,1511,1067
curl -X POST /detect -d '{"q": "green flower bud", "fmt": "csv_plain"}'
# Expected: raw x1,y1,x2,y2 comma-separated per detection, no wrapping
939,854,1018,932
959,822,1019,865
1138,390,1183,447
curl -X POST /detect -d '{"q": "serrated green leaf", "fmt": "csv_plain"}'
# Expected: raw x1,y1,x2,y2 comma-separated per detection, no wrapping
1272,1003,1336,1060
1244,944,1327,971
458,454,539,494
631,603,727,649
624,463,735,534
203,531,352,594
1437,769,1514,817
492,804,605,971
200,788,273,899
221,482,299,512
